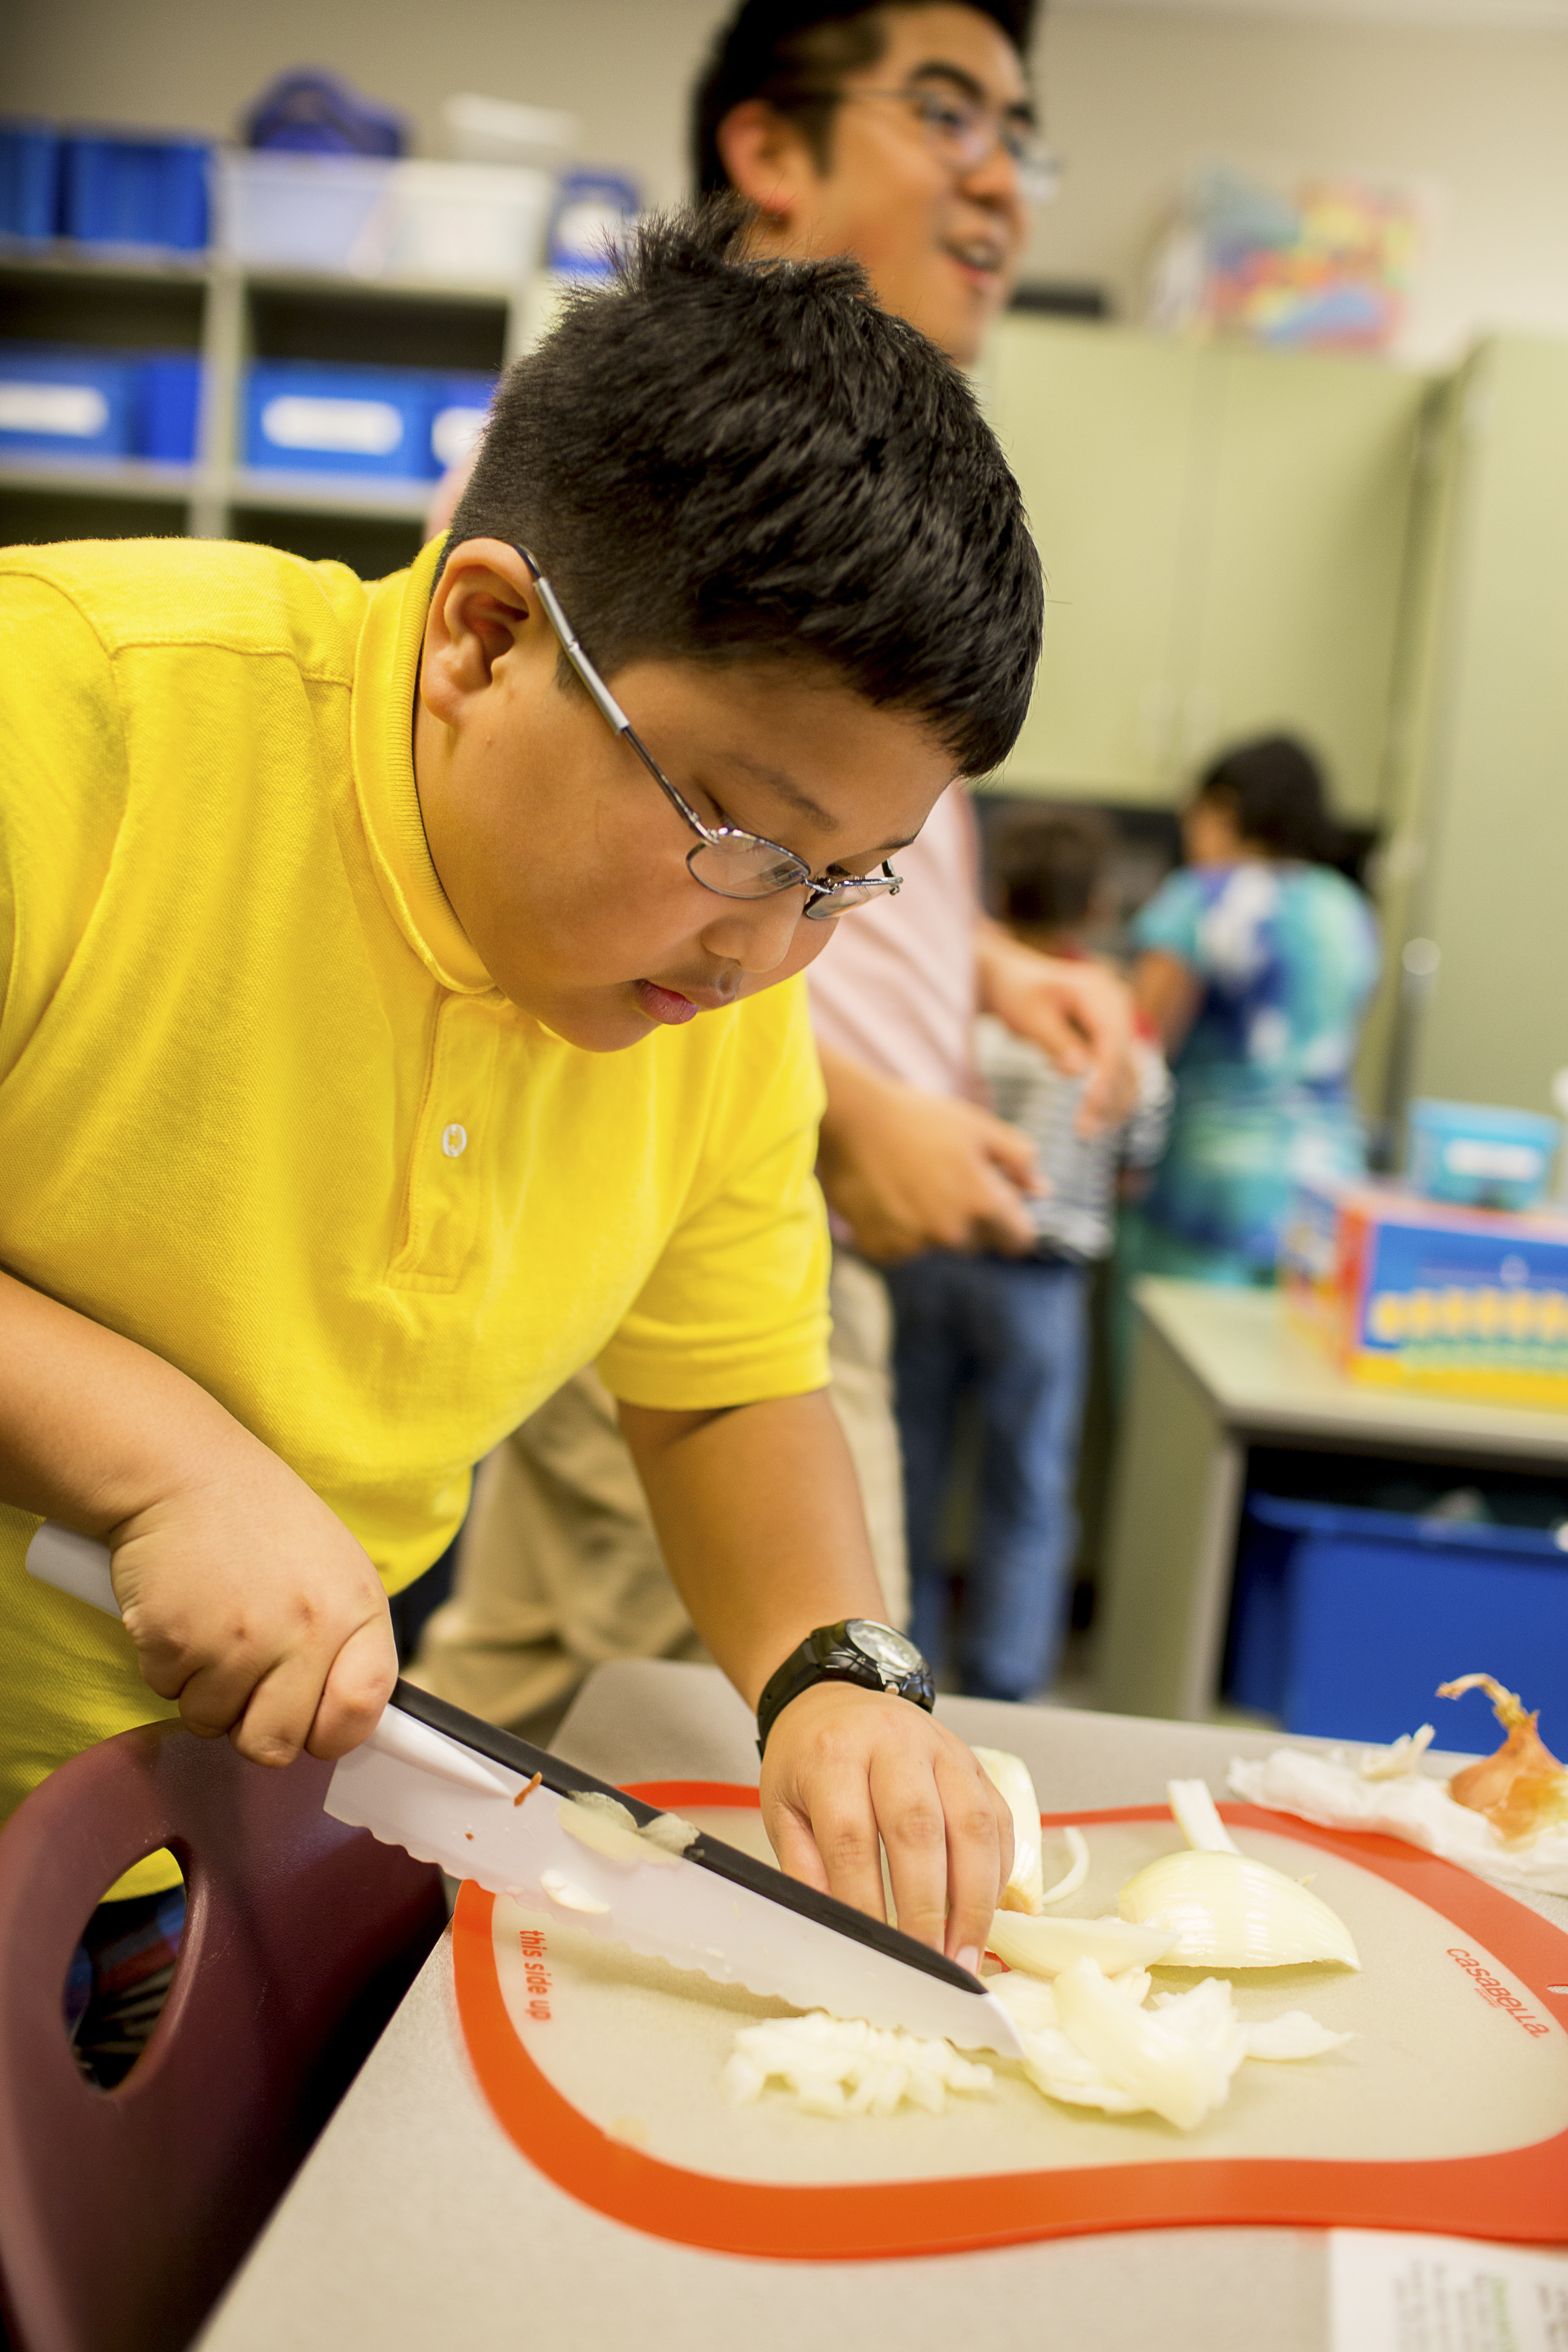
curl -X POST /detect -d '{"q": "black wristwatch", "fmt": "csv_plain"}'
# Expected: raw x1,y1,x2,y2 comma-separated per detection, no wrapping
755,1619,936,1756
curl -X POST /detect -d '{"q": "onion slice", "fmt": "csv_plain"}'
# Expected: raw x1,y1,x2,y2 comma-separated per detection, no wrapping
987,1910,1177,1977
973,1747,1046,1913
1115,1779,1360,1970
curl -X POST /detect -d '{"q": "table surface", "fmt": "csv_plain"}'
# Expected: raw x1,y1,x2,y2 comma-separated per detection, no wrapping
1138,1279,1568,1458
197,1659,1563,2352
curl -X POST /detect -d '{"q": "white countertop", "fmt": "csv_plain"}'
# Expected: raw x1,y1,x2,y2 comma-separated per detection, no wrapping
1137,1279,1568,1457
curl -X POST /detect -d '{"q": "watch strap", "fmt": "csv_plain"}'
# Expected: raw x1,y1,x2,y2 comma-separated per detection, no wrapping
755,1620,935,1757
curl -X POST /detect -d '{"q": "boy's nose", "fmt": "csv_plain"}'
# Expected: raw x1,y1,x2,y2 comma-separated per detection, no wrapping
698,888,812,977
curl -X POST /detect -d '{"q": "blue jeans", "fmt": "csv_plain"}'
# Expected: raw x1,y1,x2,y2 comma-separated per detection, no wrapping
885,1251,1090,1704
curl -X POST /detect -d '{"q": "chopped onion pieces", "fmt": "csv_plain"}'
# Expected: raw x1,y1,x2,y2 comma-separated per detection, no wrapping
557,1791,686,1868
724,2013,995,2119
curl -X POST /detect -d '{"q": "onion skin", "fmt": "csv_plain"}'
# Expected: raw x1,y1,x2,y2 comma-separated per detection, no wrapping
1441,1674,1568,1846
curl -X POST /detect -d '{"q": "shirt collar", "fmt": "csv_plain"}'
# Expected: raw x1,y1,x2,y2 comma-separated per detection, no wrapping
351,535,496,997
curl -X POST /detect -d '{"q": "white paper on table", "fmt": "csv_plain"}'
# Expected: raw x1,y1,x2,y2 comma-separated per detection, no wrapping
1228,1747,1568,1897
1330,2230,1568,2351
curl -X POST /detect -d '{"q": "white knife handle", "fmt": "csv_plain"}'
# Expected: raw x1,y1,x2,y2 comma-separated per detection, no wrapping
24,1520,118,1613
23,1521,508,1799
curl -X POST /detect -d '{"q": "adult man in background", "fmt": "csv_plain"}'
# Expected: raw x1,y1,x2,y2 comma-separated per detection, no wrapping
414,0,1136,1732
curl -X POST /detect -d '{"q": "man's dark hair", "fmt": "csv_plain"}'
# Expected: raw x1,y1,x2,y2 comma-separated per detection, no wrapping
1196,734,1341,864
446,204,1041,777
992,804,1113,929
693,0,1037,196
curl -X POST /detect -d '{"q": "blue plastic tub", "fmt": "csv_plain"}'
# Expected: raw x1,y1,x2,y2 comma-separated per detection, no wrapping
61,133,210,250
0,121,60,240
0,346,141,457
140,353,203,462
244,361,429,477
1228,1491,1568,1742
1407,1098,1560,1214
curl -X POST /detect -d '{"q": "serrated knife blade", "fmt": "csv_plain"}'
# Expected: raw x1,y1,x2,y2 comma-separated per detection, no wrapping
25,1523,1025,2058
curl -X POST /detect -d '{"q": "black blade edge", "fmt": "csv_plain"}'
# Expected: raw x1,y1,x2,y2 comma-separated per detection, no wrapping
391,1677,988,1998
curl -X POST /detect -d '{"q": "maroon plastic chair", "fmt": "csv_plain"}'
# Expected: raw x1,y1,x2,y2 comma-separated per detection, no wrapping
0,1719,446,2352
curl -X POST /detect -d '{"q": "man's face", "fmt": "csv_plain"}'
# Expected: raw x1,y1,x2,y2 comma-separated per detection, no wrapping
414,546,953,1052
724,4,1033,368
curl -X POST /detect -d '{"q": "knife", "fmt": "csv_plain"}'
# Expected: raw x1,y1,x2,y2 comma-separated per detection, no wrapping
25,1523,1025,2058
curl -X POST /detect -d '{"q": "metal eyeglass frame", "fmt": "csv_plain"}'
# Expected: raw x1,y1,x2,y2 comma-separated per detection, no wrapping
517,548,902,922
839,86,1062,208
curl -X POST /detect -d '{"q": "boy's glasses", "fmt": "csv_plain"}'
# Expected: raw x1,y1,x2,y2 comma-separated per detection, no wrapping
842,86,1062,208
517,549,903,921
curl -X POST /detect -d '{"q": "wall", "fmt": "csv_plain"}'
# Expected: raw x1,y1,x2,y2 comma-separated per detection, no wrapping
1,0,732,208
7,2,1568,368
1026,8,1568,365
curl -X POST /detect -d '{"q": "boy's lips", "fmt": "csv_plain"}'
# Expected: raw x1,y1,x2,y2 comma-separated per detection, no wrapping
634,977,736,1025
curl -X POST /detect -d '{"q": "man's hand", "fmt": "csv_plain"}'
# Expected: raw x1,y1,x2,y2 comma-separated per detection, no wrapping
110,1446,397,1768
761,1682,1013,1966
976,919,1138,1134
817,1046,1039,1263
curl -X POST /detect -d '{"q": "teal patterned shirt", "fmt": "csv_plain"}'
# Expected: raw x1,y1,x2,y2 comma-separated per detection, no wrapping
1131,859,1380,1267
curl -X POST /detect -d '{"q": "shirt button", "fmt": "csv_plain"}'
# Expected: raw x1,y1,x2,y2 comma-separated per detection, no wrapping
441,1123,468,1159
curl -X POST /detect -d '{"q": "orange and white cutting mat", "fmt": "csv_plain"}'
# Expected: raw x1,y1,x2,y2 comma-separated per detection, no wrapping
453,1789,1568,2261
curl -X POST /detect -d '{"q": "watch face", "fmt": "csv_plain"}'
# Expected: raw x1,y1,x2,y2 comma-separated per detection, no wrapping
845,1620,925,1678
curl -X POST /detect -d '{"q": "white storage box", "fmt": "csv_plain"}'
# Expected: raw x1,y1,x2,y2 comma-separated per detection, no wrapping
216,152,551,287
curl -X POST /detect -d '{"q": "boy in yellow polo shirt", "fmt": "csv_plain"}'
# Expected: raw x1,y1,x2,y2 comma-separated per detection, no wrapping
0,208,1039,1966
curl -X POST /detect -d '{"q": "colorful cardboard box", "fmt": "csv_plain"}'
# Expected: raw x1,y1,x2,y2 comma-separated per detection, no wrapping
1281,1179,1568,1406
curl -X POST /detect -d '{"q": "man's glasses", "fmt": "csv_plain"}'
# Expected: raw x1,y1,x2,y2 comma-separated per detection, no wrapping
841,85,1062,208
517,549,903,921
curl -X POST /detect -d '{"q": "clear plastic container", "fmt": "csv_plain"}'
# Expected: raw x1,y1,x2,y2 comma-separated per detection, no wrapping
216,151,549,287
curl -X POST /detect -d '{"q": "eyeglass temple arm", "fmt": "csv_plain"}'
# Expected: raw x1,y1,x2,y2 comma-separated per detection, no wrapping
519,547,723,838
518,551,634,736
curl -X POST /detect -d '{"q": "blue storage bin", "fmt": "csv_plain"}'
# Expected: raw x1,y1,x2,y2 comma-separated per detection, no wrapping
0,346,140,457
426,372,498,478
1407,1098,1560,1214
61,133,210,250
0,121,61,240
140,353,203,462
1228,1490,1568,1742
245,361,428,478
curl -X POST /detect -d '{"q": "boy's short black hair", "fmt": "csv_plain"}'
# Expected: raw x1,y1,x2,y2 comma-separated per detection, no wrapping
993,804,1113,929
693,0,1038,195
445,204,1041,778
1196,734,1340,865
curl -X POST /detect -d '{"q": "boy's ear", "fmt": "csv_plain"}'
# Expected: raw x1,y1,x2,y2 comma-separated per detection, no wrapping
715,99,821,227
421,541,538,718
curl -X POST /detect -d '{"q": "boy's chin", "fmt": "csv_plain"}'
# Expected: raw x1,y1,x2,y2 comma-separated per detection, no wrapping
528,986,673,1054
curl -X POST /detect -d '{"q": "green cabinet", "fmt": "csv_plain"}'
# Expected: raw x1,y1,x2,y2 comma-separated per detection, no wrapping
1390,338,1568,1120
986,318,1429,821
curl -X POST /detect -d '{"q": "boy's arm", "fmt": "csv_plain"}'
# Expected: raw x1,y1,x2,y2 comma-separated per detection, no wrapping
0,1267,395,1765
618,1388,1013,1965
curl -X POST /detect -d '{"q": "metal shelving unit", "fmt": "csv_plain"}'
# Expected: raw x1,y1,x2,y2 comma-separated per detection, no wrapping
0,240,533,561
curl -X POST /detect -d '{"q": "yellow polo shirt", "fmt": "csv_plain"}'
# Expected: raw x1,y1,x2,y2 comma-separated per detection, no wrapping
0,535,830,1890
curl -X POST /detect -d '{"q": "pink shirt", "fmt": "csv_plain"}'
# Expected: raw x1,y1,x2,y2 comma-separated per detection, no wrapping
806,783,981,1103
